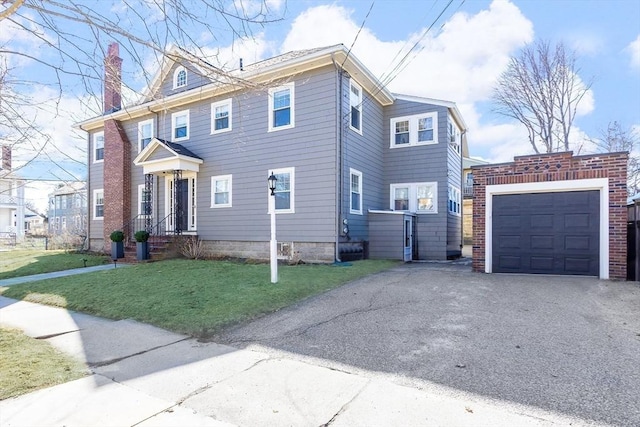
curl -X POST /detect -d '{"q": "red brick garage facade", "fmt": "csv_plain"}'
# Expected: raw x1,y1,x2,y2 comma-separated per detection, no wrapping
472,151,628,280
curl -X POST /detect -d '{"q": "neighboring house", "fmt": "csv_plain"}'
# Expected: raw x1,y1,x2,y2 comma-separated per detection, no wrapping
24,208,46,235
0,145,26,238
78,43,468,262
47,182,87,236
462,156,489,245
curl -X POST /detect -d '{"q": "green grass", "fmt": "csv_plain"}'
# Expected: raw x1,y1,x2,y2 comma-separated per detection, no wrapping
0,327,88,400
0,250,110,280
1,259,398,337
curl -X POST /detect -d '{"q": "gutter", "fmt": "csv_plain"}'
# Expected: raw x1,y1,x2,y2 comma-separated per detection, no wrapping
332,54,342,263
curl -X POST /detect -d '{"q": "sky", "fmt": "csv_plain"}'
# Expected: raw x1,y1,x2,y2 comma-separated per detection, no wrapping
2,0,640,210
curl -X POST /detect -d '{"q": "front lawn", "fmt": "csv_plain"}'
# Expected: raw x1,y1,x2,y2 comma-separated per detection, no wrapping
0,327,88,400
0,250,109,280
1,259,397,337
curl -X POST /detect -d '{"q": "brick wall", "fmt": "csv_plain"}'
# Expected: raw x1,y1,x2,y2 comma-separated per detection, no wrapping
103,119,132,249
472,151,628,280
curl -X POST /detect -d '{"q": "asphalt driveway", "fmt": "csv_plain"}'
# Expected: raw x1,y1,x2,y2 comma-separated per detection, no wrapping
216,261,640,426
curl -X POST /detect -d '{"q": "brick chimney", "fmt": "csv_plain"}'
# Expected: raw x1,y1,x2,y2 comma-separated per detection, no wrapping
1,145,11,171
102,43,131,251
104,42,122,114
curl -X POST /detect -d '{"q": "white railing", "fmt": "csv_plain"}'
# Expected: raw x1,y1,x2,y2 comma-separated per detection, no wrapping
0,194,17,205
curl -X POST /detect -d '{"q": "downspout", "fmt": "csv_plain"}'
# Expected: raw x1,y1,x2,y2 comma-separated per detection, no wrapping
79,124,90,250
332,54,343,262
460,128,467,254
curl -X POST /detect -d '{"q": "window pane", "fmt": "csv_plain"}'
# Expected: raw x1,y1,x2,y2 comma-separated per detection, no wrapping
274,108,290,127
215,117,229,130
394,187,409,210
417,185,434,211
96,148,104,160
351,192,360,211
214,192,229,205
274,172,291,210
275,192,290,210
177,70,186,87
215,180,228,193
351,174,359,192
419,117,432,130
418,129,433,142
175,126,186,138
351,107,360,129
273,89,290,109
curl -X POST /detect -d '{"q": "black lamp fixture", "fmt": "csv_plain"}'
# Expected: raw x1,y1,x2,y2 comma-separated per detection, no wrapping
268,172,277,196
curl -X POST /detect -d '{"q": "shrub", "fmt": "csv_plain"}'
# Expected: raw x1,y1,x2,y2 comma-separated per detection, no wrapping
179,236,205,259
134,230,150,243
110,230,124,242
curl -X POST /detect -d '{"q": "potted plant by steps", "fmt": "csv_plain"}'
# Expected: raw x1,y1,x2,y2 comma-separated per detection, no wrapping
134,230,150,261
110,230,125,259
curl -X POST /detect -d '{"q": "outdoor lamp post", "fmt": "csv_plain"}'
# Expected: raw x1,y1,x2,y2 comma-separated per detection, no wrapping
268,172,278,283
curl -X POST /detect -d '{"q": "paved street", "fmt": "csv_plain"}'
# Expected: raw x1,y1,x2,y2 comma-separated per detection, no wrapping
216,262,640,427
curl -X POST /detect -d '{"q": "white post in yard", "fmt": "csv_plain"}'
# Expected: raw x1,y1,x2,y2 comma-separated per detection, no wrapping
269,192,278,283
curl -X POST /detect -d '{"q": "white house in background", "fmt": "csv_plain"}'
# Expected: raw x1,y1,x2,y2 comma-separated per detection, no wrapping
0,145,25,238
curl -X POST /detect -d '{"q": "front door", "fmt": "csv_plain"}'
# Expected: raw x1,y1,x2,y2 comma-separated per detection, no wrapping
165,174,197,233
403,215,413,262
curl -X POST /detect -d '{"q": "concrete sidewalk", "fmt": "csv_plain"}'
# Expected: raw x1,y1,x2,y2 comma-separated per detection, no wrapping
0,263,129,287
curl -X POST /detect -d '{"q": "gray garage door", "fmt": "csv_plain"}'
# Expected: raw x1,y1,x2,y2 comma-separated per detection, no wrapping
492,190,599,276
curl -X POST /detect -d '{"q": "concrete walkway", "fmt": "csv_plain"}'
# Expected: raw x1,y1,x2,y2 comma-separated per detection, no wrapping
0,263,129,287
0,270,608,426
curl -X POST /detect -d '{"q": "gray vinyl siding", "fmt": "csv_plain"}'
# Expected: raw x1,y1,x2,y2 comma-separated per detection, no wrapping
157,61,211,98
119,65,339,243
446,123,463,252
368,212,406,259
382,100,450,260
88,129,104,240
341,75,385,241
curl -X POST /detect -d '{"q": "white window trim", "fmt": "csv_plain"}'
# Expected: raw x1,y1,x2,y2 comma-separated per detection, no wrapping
268,167,295,214
172,109,190,141
390,112,438,148
350,168,363,215
484,178,609,279
211,174,232,208
268,83,295,132
448,117,461,156
173,66,187,89
349,80,363,135
211,99,232,134
390,182,438,214
448,185,461,216
93,132,104,164
137,184,151,217
138,118,154,152
93,189,104,220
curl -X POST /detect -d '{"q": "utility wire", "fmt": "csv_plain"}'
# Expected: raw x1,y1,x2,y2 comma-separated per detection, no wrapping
341,1,375,68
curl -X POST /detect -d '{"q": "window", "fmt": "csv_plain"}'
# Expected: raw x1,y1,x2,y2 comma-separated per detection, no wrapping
448,118,461,155
172,110,189,141
390,112,438,148
173,66,187,89
448,185,461,215
93,132,104,163
93,189,104,220
465,172,473,186
138,184,152,216
268,84,294,131
211,175,232,208
61,195,68,209
61,217,67,230
138,119,154,152
268,167,295,213
350,168,363,214
211,99,232,134
390,182,437,213
350,81,362,133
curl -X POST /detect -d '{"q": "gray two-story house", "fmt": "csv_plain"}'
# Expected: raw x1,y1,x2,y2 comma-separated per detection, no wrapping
79,43,467,262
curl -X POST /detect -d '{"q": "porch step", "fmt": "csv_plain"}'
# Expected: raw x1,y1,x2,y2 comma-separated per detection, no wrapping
122,235,188,262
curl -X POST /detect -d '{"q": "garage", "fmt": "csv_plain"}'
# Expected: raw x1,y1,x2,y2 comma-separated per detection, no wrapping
470,151,628,280
492,190,600,276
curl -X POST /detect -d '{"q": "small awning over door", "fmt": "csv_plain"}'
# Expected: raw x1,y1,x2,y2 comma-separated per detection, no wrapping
133,138,203,175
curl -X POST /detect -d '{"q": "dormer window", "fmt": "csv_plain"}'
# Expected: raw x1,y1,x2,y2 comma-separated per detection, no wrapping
173,66,187,89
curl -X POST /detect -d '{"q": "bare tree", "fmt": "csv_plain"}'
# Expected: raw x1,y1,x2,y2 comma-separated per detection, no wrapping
589,121,640,195
492,40,592,154
0,0,283,178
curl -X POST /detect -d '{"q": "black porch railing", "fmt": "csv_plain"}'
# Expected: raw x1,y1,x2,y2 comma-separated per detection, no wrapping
122,214,173,250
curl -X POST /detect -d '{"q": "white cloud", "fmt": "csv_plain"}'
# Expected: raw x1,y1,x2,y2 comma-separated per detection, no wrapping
627,34,640,70
566,32,604,57
201,33,272,69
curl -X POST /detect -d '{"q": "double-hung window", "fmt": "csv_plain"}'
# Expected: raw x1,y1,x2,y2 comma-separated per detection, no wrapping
93,132,104,163
448,118,461,155
172,110,189,141
350,168,363,214
173,66,187,89
93,189,104,220
211,175,232,208
390,182,437,213
268,167,295,213
138,119,154,152
390,112,438,148
268,84,294,131
211,99,232,133
448,185,461,215
350,81,363,133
